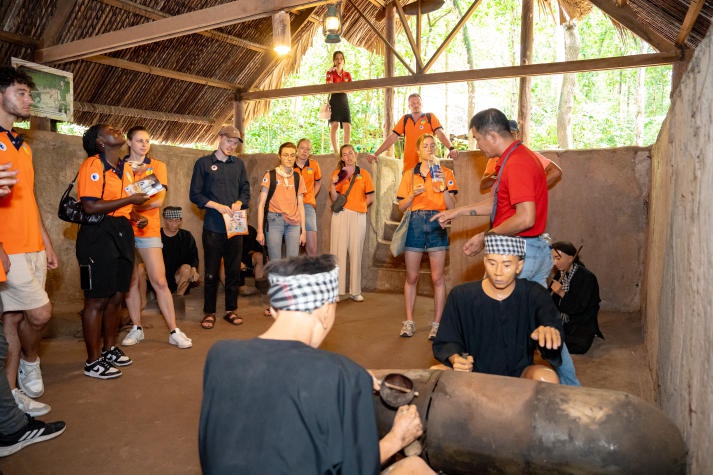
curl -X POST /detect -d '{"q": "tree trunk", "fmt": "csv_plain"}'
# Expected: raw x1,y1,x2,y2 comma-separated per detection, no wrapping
557,19,579,149
454,0,477,148
519,0,534,144
634,41,646,145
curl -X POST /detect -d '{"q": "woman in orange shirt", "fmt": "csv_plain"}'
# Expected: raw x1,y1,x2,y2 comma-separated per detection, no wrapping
121,126,192,350
326,51,352,156
76,124,149,379
328,144,374,301
256,142,306,259
395,134,458,340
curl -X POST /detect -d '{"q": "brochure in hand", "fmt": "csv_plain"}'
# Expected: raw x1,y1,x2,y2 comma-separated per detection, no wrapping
125,174,165,197
223,209,248,238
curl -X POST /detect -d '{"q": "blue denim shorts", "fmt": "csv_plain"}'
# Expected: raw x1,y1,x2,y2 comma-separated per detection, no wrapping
304,204,317,232
404,210,449,252
135,236,163,249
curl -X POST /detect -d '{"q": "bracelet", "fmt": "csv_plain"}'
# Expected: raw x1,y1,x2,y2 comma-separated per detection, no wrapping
449,146,455,151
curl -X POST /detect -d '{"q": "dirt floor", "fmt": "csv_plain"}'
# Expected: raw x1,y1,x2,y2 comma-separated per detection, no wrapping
0,289,653,475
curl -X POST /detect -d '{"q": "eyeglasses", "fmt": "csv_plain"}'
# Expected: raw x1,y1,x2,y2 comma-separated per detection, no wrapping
281,153,297,158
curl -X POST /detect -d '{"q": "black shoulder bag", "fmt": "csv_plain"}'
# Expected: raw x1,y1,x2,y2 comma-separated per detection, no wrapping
58,170,105,225
331,171,357,213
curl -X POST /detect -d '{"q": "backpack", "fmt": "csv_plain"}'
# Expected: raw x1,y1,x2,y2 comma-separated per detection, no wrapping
263,169,300,233
402,112,433,132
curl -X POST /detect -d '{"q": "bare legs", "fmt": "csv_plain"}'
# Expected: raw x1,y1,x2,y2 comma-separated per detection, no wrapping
330,122,351,156
2,303,52,389
125,247,177,332
82,294,124,363
403,250,446,324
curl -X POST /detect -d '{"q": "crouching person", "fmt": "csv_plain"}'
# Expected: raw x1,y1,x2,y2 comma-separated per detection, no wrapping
199,254,435,474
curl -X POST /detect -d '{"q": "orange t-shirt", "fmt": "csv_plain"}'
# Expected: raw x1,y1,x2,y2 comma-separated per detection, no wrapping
261,170,306,225
330,167,374,214
396,164,458,212
131,157,167,238
0,130,44,254
293,159,322,208
77,155,135,220
392,113,444,171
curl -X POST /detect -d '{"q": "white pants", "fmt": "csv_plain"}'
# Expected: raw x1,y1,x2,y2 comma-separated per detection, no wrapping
329,209,366,296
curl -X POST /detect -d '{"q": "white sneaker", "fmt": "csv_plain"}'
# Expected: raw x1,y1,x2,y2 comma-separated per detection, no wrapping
169,328,192,349
399,320,416,338
18,358,44,398
121,325,144,346
350,294,365,302
12,388,51,417
428,322,440,341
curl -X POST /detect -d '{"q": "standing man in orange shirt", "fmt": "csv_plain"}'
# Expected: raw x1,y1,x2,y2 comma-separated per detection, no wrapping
0,66,58,414
293,138,322,256
368,93,459,170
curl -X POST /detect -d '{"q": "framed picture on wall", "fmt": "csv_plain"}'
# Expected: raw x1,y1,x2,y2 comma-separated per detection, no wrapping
11,57,73,122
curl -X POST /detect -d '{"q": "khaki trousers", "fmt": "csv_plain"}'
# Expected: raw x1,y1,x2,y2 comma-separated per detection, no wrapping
329,209,366,296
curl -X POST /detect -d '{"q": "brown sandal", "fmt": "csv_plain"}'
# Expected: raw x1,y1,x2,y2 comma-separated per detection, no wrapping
223,311,244,326
201,314,216,329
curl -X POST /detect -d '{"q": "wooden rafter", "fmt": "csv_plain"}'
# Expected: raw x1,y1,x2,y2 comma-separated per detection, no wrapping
675,0,706,47
588,0,676,53
97,0,270,53
393,0,424,72
0,31,38,48
348,0,416,75
42,0,76,47
35,0,327,64
422,0,482,73
240,50,687,100
85,55,239,90
74,102,217,124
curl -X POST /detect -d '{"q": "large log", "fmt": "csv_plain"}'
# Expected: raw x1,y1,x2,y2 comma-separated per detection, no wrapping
370,369,686,474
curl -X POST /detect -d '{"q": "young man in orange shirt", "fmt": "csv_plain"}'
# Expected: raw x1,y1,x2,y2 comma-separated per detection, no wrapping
0,66,58,416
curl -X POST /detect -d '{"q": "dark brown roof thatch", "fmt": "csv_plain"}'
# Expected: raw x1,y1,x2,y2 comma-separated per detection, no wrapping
1,0,711,145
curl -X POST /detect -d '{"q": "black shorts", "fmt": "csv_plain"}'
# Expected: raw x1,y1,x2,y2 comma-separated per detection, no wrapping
76,216,135,298
329,92,351,125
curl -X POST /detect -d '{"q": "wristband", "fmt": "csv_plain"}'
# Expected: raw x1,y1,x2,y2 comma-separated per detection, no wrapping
449,146,455,151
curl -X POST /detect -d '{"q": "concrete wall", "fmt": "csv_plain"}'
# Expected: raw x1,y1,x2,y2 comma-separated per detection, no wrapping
26,133,647,314
644,26,713,474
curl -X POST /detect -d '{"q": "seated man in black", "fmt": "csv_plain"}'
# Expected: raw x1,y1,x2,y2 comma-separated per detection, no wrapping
237,225,266,296
160,206,199,296
550,241,603,354
200,254,434,474
433,234,563,382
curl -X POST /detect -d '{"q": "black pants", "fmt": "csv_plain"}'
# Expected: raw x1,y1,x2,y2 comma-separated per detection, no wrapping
202,230,243,314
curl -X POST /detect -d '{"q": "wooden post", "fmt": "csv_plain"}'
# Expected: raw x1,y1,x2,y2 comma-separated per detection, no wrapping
518,0,534,144
234,94,245,153
30,117,56,132
384,3,395,151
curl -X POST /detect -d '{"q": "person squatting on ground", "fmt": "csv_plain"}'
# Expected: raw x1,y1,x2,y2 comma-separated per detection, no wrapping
433,234,562,383
550,241,603,354
293,138,322,256
158,206,200,297
256,142,306,260
199,254,435,475
121,126,192,349
368,93,458,171
326,51,352,156
0,66,58,412
433,108,580,386
396,134,458,340
329,144,375,302
189,126,250,330
76,124,150,379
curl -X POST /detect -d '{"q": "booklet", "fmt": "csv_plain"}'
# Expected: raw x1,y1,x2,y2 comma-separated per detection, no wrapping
223,209,248,238
125,174,165,197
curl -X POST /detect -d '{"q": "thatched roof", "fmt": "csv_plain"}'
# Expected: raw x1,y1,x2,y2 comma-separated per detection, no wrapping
1,0,711,145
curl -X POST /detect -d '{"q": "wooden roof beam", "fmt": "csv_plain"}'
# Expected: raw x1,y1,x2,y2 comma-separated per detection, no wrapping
85,55,239,90
588,0,677,53
393,0,424,72
35,0,327,64
0,30,39,48
97,0,270,53
240,50,687,101
675,0,706,47
42,0,77,47
348,0,416,75
74,102,217,125
422,0,481,73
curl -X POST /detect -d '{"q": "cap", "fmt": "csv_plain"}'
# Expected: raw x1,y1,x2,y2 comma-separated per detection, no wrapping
484,233,526,258
162,207,183,220
218,126,243,143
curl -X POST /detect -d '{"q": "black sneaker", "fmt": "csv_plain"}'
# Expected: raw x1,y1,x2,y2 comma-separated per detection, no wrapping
101,346,132,367
0,416,66,457
84,358,122,379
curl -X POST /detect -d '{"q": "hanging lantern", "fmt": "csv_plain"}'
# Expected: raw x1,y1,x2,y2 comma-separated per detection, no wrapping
323,2,342,44
272,11,291,55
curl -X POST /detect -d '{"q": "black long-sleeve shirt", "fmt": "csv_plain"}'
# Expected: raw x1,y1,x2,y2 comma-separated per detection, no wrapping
161,228,199,294
189,152,250,233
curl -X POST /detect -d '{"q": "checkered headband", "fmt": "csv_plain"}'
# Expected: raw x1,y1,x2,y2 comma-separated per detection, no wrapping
484,234,526,258
268,267,339,312
163,208,182,220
